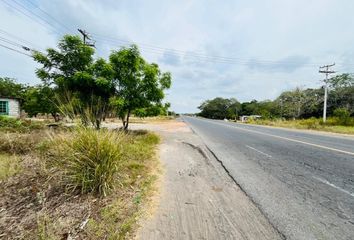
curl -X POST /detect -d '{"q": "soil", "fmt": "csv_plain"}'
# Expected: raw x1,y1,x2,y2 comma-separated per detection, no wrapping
133,119,282,240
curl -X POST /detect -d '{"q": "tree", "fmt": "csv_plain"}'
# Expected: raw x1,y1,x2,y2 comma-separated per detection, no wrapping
198,97,241,119
33,35,116,128
109,45,171,129
328,73,354,88
327,74,354,115
22,85,59,121
0,77,26,98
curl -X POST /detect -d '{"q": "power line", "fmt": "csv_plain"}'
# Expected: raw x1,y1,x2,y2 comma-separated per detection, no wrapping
24,0,73,33
0,28,42,50
11,0,65,34
0,0,63,35
92,33,325,67
78,29,95,47
0,36,26,48
0,43,32,57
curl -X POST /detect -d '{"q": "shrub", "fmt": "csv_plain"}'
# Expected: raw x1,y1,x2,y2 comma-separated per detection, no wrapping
45,128,127,196
333,108,353,126
0,116,44,132
298,117,320,129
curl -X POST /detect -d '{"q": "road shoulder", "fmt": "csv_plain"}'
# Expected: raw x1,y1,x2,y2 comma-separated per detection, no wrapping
133,120,282,240
237,121,354,139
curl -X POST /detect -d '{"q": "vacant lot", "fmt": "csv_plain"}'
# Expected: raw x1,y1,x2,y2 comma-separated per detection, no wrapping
0,117,160,239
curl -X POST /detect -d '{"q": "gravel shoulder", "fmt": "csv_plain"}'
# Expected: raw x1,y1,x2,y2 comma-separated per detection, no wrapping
132,120,282,240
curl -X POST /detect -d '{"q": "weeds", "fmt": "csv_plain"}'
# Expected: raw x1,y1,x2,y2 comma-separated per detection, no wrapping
0,116,44,132
0,154,22,180
248,117,354,134
44,128,127,196
0,131,46,154
0,120,160,239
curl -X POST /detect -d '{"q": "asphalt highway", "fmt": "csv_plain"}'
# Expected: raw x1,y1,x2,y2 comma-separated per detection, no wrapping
183,116,354,240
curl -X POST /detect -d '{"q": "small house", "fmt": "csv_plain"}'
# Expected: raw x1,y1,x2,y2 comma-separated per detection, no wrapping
0,97,20,118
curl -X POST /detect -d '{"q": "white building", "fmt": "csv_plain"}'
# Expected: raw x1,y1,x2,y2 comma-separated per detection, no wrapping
0,97,20,118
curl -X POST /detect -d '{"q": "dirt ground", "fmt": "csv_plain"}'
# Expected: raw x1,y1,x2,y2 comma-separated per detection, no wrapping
132,119,282,240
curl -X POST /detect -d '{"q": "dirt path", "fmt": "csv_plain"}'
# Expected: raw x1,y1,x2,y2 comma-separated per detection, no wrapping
132,120,282,240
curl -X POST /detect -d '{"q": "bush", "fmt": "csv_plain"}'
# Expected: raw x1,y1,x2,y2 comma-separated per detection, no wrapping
0,116,44,132
333,108,353,126
298,117,321,129
45,128,127,196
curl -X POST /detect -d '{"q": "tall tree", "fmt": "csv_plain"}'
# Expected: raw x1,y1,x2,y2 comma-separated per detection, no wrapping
33,35,115,128
109,45,171,129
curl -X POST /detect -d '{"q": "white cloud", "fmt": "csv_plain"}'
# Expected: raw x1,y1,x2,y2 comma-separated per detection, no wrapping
1,0,353,112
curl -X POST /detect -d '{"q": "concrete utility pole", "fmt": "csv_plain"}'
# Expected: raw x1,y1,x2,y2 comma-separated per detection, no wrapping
319,63,335,123
77,29,95,47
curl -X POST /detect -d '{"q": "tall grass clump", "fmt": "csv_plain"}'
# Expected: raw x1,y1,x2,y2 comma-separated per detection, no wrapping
46,128,126,196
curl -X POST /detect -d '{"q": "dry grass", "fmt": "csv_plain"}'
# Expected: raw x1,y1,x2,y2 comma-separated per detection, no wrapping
0,126,161,239
247,118,354,135
0,131,47,155
0,154,22,180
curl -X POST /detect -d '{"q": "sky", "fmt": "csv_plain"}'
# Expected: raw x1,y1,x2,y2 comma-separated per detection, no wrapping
1,0,354,113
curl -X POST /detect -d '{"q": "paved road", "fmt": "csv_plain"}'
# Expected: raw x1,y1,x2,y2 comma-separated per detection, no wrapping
183,116,354,240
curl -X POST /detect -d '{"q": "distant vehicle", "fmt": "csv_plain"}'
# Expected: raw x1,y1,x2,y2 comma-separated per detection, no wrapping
240,115,261,122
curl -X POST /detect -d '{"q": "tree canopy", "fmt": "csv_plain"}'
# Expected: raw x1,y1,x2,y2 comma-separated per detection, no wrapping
0,77,26,98
30,35,171,129
109,45,171,129
198,98,241,119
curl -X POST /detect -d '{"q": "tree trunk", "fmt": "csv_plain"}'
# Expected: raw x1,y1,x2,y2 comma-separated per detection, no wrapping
52,113,60,122
95,119,100,130
124,109,131,130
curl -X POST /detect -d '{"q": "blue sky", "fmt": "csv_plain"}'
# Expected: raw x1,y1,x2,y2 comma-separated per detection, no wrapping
1,0,354,113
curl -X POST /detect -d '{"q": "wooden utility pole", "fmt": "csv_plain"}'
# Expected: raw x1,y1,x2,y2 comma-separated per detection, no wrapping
319,63,335,123
77,29,95,47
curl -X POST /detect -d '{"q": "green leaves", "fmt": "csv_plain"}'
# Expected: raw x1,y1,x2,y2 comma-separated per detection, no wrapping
328,73,354,88
198,98,241,119
109,45,171,129
0,77,26,98
31,35,172,129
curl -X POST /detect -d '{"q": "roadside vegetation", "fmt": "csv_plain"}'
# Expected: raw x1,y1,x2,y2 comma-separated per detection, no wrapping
0,34,170,239
247,118,354,135
198,74,354,134
0,114,160,239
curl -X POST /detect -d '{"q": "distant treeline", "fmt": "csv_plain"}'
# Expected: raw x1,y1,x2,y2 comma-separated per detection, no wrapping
198,73,354,121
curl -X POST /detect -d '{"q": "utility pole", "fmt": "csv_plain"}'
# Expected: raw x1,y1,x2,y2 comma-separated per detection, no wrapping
77,29,95,47
319,63,335,123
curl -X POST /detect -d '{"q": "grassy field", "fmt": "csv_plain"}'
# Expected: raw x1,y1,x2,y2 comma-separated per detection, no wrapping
246,118,354,135
0,116,160,239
